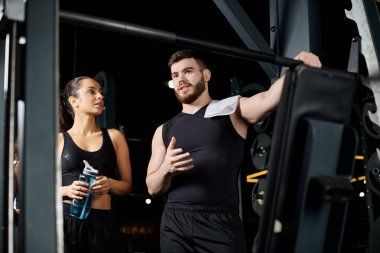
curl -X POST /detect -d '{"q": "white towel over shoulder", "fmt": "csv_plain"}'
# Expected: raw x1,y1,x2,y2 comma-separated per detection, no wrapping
204,95,241,118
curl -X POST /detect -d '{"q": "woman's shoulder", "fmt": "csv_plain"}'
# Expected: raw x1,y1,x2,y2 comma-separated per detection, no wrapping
105,128,125,141
105,128,128,152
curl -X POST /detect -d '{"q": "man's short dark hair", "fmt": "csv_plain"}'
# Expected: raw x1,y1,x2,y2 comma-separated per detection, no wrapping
168,49,208,70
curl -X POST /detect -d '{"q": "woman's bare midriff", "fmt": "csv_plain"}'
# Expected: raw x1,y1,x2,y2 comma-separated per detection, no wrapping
63,193,111,210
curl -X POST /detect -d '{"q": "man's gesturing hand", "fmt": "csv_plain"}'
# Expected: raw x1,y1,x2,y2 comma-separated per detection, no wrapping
163,136,194,174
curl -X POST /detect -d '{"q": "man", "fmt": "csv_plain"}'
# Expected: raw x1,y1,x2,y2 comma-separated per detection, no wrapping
146,49,321,252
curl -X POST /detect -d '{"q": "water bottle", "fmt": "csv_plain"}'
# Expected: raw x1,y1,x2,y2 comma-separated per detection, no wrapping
70,160,98,219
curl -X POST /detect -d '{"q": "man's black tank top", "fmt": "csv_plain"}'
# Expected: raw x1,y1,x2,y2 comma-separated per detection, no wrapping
162,105,245,207
61,128,117,186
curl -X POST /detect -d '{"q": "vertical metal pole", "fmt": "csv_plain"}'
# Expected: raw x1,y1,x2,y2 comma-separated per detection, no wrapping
0,28,18,253
21,0,60,252
7,23,18,253
0,34,8,253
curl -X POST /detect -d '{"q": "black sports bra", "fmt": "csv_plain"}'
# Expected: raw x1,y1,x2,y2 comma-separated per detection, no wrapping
61,128,117,186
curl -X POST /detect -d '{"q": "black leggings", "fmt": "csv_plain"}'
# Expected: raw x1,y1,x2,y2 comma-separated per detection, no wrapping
160,202,247,253
63,203,124,253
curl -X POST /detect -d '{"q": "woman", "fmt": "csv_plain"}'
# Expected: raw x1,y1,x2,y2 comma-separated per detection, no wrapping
57,76,132,253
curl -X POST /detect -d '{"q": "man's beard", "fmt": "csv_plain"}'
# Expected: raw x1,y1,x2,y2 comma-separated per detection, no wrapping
175,78,206,104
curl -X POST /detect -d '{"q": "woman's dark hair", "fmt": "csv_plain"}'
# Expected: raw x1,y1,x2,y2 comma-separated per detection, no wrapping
59,76,91,132
168,49,208,70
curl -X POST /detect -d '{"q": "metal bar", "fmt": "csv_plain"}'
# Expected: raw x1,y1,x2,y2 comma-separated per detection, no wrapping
7,22,18,253
60,10,301,68
0,28,16,253
0,34,7,253
22,0,59,252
